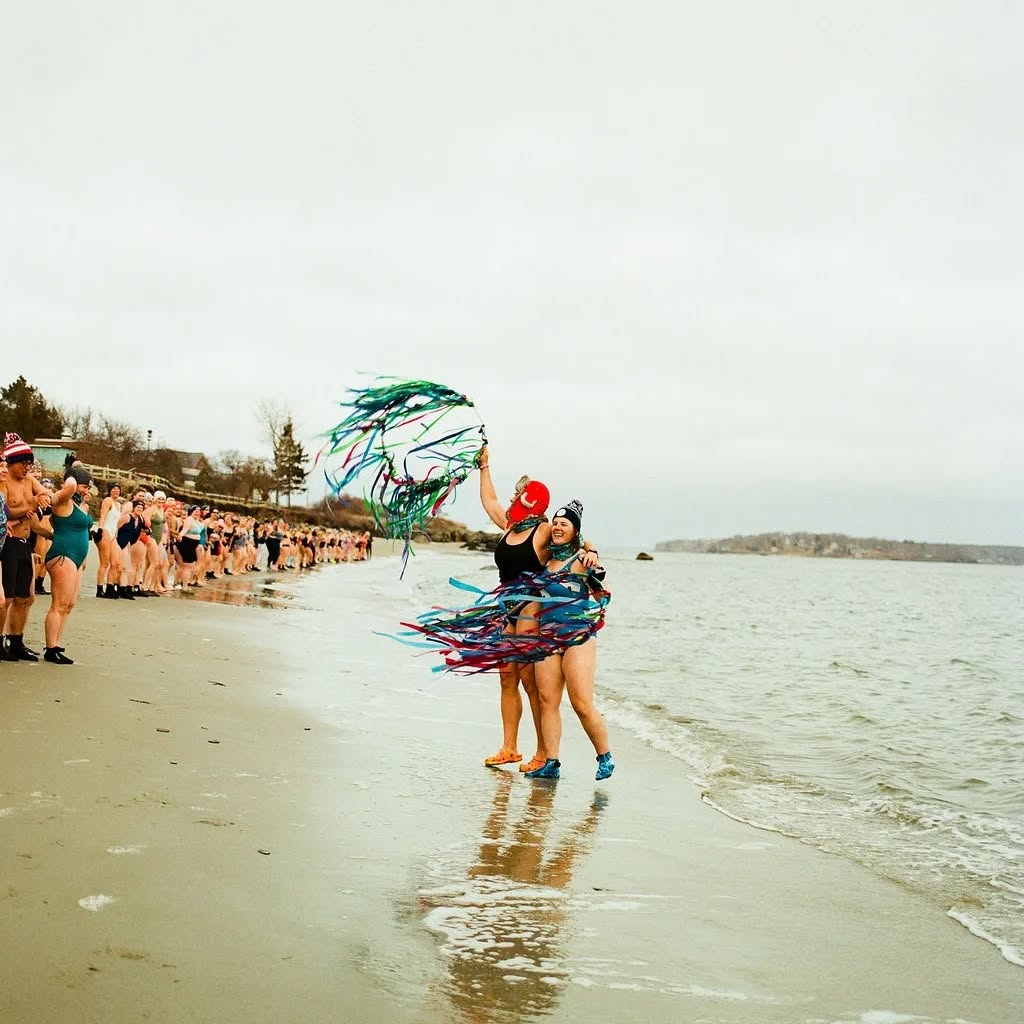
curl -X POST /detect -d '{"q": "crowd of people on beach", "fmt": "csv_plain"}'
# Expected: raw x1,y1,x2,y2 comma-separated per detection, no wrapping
0,432,372,666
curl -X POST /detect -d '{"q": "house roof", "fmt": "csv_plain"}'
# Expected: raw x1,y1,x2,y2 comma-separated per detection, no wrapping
174,451,206,470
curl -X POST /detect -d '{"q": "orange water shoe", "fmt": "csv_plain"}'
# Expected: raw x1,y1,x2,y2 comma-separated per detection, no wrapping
519,754,546,774
484,748,523,767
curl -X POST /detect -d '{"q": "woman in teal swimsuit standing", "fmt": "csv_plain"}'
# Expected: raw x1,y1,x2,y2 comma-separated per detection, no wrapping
42,465,94,665
526,500,614,781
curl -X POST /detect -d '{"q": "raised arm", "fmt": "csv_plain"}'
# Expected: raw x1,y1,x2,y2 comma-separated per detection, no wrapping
477,445,508,530
49,475,78,515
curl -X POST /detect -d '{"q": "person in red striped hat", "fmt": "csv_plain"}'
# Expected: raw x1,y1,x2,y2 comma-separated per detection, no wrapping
0,457,8,609
0,433,52,661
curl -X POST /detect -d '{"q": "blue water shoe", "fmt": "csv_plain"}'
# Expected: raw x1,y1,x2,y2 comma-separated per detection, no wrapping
525,758,561,780
595,752,615,781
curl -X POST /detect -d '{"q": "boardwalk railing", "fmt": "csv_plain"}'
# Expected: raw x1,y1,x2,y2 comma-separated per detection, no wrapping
78,463,306,516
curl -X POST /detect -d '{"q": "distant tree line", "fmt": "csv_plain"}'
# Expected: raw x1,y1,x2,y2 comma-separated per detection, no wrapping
0,376,476,541
0,375,307,504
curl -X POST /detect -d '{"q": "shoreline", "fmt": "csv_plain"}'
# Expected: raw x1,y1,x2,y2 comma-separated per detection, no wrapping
655,537,1024,566
2,565,1021,1023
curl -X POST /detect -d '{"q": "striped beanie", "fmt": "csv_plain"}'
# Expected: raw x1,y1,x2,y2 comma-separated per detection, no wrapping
2,432,33,464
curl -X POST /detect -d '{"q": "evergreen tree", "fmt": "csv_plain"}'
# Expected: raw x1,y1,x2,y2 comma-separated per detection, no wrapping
0,376,64,442
273,419,307,505
145,447,185,485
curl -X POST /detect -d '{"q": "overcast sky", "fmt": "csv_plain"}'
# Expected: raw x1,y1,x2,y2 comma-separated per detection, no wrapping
2,2,1021,548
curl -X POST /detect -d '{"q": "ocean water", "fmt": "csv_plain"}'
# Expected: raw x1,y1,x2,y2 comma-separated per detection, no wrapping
396,548,1024,971
209,548,1024,975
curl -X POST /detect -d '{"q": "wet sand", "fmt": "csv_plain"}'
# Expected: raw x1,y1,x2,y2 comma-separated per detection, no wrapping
1,563,1021,1024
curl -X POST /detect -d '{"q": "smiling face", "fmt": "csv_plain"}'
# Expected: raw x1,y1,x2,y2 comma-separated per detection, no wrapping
550,516,577,545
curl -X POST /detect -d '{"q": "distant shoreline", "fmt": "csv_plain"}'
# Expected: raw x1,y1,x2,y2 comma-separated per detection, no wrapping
656,533,1024,566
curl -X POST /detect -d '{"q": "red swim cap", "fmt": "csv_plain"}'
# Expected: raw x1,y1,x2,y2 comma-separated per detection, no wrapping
507,480,550,524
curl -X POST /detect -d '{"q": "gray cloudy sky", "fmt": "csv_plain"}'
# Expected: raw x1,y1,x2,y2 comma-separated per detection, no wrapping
2,2,1021,548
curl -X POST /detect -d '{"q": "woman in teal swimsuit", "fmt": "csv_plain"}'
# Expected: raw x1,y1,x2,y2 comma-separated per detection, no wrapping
526,500,614,781
42,465,94,665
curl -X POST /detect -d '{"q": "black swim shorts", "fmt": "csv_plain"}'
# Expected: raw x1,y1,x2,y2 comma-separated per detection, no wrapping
1,537,34,599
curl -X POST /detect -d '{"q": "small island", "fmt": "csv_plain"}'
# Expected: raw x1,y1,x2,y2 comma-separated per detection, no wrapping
655,532,1024,566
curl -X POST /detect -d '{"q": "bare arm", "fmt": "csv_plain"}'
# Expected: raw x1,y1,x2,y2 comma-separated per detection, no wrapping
29,516,54,540
547,534,599,570
477,447,507,530
49,477,78,516
2,479,49,521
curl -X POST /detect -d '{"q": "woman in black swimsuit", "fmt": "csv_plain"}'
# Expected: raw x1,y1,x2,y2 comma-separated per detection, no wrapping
115,498,146,599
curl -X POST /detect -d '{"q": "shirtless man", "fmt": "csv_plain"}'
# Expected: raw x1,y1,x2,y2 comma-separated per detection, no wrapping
0,434,52,661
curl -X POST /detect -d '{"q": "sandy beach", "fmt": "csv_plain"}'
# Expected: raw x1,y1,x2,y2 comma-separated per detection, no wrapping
2,559,1021,1024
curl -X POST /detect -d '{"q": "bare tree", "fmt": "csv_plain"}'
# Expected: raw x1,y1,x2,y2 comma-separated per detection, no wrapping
57,405,99,439
54,404,143,465
256,399,289,451
255,399,295,503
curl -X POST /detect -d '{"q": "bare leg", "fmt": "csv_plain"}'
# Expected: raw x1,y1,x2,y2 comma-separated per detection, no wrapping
515,603,547,764
130,541,146,586
6,593,34,635
96,535,112,588
562,639,610,756
44,559,80,648
534,653,566,759
33,542,49,591
518,662,547,763
497,662,523,753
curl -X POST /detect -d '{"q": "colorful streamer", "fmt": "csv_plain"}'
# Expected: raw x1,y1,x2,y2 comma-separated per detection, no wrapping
385,567,611,674
319,378,485,571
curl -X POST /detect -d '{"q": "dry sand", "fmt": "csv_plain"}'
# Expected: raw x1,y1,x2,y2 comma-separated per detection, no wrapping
1,564,1021,1024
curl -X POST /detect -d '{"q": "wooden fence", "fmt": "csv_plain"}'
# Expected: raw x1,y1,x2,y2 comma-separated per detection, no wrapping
79,463,305,516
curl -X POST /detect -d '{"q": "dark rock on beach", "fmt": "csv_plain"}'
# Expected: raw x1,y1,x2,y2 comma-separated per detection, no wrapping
462,531,501,553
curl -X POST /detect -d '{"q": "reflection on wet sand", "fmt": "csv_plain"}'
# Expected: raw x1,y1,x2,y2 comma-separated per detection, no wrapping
419,774,608,1024
173,572,303,609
